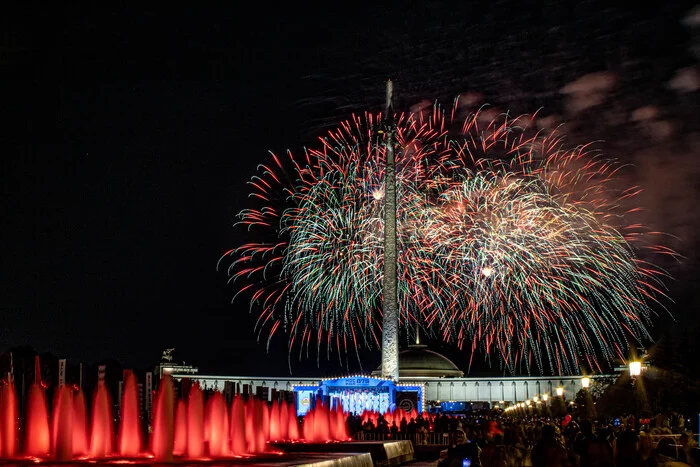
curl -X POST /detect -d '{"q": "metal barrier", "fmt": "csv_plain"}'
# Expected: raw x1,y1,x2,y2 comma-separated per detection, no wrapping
353,431,452,445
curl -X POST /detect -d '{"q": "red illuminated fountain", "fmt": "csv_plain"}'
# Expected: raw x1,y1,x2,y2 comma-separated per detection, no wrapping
89,381,114,458
52,385,73,461
174,398,188,455
0,361,365,463
0,375,18,457
187,383,205,458
25,356,50,458
152,375,174,461
73,389,89,456
119,371,142,457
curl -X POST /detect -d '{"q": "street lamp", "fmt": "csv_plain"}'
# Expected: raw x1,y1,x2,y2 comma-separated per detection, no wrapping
629,361,642,377
582,377,590,389
542,393,549,402
556,387,564,397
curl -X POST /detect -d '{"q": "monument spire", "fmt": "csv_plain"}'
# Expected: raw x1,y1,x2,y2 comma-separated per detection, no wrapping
381,80,399,381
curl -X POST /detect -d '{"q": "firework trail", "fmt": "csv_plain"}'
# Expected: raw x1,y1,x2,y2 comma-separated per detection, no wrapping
221,103,673,374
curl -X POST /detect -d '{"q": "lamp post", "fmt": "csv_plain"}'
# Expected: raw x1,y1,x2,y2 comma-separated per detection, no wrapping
552,387,565,419
629,360,643,418
580,376,595,419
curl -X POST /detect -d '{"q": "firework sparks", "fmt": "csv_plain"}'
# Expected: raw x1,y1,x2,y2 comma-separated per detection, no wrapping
221,104,673,374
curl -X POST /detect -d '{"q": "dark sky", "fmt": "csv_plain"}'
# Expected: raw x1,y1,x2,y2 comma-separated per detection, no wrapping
2,3,699,377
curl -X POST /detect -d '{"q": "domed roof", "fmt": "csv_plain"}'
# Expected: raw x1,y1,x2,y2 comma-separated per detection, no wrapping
372,344,464,378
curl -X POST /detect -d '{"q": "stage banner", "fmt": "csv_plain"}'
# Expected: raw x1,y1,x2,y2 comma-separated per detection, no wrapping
256,386,269,401
224,381,234,403
58,359,66,387
145,372,153,422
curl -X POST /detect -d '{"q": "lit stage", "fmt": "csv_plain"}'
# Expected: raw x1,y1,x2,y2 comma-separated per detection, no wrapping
293,376,423,416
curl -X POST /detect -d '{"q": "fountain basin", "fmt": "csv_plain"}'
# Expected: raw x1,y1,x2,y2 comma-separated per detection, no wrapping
270,440,414,467
0,452,374,467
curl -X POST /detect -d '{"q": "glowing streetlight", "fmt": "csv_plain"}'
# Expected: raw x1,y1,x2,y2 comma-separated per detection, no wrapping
556,387,564,397
542,393,549,401
582,377,590,388
629,361,642,377
533,396,539,402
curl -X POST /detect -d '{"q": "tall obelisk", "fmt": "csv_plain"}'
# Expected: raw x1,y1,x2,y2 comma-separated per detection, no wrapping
381,80,399,381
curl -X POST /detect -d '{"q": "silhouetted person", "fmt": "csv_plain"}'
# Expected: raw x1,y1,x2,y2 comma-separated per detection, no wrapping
439,429,481,467
531,425,570,467
574,420,613,467
615,429,640,467
390,421,398,438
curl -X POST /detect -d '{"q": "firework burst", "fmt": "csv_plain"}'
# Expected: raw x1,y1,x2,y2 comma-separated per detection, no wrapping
221,104,673,374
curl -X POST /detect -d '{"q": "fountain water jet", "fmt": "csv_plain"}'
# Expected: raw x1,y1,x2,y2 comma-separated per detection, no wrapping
287,399,299,441
174,398,188,455
303,409,314,442
269,399,281,441
89,382,113,458
0,377,17,457
253,398,266,452
279,399,289,441
25,357,50,457
152,375,174,462
229,395,246,456
52,385,73,461
261,402,270,443
205,391,229,457
186,383,204,459
72,389,88,455
119,371,141,456
314,399,330,442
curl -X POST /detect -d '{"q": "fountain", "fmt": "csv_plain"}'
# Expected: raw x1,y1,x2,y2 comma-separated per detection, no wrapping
0,372,374,462
0,363,409,467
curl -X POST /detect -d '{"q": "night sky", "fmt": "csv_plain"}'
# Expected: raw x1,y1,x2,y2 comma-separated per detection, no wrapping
2,3,700,377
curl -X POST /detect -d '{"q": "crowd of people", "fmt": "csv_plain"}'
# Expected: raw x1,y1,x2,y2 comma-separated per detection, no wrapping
347,412,698,466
